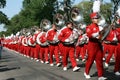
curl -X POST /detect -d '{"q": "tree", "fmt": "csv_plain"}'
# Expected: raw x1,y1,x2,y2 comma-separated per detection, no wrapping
0,0,9,25
101,2,112,23
0,11,9,24
3,0,58,35
76,1,112,24
111,0,120,15
0,0,6,8
76,1,93,24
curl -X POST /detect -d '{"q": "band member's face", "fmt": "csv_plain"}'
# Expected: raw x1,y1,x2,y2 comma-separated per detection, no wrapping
52,24,57,29
67,23,73,29
92,18,99,24
112,26,116,30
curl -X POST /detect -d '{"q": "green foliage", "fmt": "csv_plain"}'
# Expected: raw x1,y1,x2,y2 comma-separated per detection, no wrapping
76,1,112,24
3,0,57,35
111,0,120,15
76,1,93,25
0,0,6,8
101,3,112,23
0,0,9,25
0,11,9,24
0,0,116,36
0,0,9,36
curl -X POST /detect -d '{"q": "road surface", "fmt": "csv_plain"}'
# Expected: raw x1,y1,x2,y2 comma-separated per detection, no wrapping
0,47,120,80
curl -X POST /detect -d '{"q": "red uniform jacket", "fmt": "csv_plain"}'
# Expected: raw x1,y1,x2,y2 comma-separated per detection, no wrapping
37,32,48,46
86,23,99,39
46,29,59,44
105,29,118,42
58,27,78,44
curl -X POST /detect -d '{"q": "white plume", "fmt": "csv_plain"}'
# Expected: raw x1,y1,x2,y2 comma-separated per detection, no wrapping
92,0,101,13
16,32,20,36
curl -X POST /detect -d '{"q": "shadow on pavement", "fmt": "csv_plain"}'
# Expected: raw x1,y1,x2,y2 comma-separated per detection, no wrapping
91,69,120,80
1,56,15,60
6,78,15,80
0,67,20,72
42,69,69,80
0,65,7,67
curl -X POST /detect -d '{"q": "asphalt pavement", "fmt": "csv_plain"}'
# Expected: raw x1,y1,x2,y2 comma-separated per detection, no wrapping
0,47,120,80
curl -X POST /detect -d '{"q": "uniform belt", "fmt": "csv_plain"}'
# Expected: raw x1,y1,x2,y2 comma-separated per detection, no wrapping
89,38,99,43
104,41,118,45
62,42,74,46
49,42,59,45
40,44,48,47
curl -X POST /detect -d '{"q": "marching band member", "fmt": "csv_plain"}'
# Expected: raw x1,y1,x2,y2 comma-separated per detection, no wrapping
84,12,107,80
22,33,29,56
27,31,34,58
0,37,3,59
46,24,61,66
114,16,120,76
114,27,120,76
76,29,88,62
31,27,40,61
34,28,41,62
18,33,24,55
37,20,49,64
58,21,80,72
104,26,118,68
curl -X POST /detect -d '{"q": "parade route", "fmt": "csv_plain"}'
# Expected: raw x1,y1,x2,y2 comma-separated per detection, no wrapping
0,47,119,80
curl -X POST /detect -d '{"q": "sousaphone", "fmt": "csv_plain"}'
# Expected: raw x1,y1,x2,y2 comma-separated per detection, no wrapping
70,7,83,24
53,13,65,27
40,19,52,31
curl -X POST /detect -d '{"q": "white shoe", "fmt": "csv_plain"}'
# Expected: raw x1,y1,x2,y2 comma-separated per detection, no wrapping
76,59,79,61
94,61,96,64
36,59,39,62
110,58,113,61
103,58,105,60
34,58,37,60
45,61,49,64
84,72,91,79
41,60,44,63
27,56,30,58
115,71,120,76
50,63,54,66
82,59,86,62
63,67,67,71
98,76,107,80
73,66,80,72
60,56,62,59
56,63,61,67
31,58,34,60
105,63,109,68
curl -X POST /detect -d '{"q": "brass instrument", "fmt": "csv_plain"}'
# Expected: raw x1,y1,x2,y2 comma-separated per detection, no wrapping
40,19,52,31
53,13,65,27
99,14,119,42
70,7,83,24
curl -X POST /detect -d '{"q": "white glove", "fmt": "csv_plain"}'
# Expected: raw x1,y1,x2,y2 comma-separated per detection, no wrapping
65,39,70,42
99,26,103,31
92,32,99,38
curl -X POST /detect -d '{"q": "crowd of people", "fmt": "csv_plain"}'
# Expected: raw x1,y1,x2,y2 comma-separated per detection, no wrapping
0,11,120,80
